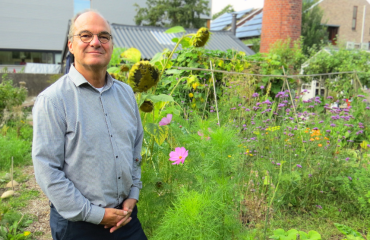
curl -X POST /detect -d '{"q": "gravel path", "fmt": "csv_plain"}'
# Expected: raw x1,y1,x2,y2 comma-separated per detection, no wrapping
22,165,52,240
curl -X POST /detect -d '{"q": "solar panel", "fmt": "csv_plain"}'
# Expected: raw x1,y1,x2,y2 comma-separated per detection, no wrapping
150,31,176,45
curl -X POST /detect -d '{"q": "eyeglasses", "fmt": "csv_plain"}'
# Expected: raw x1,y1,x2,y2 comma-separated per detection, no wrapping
73,31,112,44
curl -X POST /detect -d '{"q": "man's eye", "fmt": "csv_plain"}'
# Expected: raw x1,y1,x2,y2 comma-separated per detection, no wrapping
81,34,92,38
99,35,110,40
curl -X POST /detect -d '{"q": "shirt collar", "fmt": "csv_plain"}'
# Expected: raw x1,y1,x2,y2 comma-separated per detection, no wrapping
68,64,114,90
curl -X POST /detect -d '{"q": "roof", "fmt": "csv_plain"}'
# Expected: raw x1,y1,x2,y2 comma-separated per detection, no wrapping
236,12,263,39
110,24,255,58
210,8,254,31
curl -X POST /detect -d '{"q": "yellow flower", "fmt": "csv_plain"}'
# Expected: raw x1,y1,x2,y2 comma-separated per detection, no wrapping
249,154,253,156
189,93,194,98
24,231,31,236
318,144,323,147
228,155,231,158
192,82,198,90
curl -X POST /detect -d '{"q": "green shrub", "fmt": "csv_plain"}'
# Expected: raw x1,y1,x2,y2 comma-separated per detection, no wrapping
0,134,31,170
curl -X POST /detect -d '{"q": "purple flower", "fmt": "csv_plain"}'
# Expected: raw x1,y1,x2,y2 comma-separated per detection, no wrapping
362,99,367,102
245,108,251,111
252,92,259,98
327,96,333,99
260,86,265,89
348,176,352,181
345,157,349,161
357,95,365,98
316,205,323,209
296,164,302,168
210,110,214,112
308,174,312,177
276,163,281,166
330,124,336,127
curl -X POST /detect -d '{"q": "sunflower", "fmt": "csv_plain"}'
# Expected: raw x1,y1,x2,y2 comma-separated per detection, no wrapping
140,101,154,113
128,61,159,92
192,27,210,47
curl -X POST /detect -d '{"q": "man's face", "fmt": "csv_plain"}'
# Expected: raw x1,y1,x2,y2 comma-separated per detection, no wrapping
68,12,113,71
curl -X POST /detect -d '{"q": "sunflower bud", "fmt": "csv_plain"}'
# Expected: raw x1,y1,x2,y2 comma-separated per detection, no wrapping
120,64,130,72
140,101,154,113
192,27,210,47
128,61,160,92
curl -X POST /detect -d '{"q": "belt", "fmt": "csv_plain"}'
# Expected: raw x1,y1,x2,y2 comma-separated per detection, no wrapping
113,202,123,209
49,200,123,209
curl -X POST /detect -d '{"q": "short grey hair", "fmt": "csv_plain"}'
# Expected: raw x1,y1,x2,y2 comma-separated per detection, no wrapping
68,9,113,44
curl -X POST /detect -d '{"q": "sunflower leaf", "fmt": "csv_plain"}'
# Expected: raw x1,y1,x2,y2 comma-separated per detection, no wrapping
144,123,169,146
165,26,186,34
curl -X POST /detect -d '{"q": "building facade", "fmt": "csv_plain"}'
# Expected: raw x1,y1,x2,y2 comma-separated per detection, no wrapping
1,0,212,72
319,0,370,47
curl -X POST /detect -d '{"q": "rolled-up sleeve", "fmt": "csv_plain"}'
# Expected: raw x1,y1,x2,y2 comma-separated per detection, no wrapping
128,93,144,201
32,95,105,224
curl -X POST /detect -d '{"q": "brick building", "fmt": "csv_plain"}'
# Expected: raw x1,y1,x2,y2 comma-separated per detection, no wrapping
318,0,370,47
260,0,302,53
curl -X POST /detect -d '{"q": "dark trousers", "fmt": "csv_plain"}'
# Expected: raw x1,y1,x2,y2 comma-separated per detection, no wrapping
50,204,147,240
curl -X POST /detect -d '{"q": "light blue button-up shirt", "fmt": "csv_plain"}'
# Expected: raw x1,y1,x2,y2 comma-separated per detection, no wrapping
32,65,143,224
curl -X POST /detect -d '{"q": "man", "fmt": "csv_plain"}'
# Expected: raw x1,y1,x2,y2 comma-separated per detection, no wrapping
32,10,147,240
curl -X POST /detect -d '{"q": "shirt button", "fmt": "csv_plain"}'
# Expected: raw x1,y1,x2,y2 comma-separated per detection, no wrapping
118,177,121,179
105,114,107,116
116,156,118,158
99,204,102,207
111,135,113,137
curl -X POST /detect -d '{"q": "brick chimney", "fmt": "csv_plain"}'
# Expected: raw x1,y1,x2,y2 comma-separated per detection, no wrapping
260,0,302,53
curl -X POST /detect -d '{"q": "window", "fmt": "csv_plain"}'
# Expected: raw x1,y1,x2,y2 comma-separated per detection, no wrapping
352,6,358,30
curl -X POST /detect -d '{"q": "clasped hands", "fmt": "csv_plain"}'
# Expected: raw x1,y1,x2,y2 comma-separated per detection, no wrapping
100,198,137,233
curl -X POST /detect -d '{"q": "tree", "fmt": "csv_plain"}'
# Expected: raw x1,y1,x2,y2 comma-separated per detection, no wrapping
301,0,328,54
212,4,234,20
134,0,210,28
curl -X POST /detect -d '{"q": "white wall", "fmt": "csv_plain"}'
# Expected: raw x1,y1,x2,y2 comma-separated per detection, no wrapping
0,0,73,51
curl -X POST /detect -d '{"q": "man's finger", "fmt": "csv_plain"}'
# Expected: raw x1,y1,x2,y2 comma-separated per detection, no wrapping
116,214,131,227
110,217,132,233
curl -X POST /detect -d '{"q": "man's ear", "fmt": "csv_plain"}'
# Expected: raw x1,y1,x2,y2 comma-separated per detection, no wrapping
68,40,74,54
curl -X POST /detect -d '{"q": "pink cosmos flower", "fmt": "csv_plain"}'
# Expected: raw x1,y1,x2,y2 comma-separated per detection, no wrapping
169,147,188,165
159,114,172,126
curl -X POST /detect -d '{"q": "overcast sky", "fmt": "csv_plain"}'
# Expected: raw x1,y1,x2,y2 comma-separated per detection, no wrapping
212,0,264,15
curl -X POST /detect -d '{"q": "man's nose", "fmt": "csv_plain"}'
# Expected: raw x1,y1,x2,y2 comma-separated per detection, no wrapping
89,35,101,47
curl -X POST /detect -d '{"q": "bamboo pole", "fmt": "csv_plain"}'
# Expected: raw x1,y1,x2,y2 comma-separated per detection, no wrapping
171,66,359,78
210,61,220,126
282,66,299,123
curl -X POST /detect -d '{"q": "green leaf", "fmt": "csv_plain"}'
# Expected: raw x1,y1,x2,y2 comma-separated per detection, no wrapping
180,37,191,48
150,52,163,65
145,94,174,103
107,67,120,74
121,48,141,63
171,37,179,43
165,26,186,34
307,230,322,240
144,123,169,146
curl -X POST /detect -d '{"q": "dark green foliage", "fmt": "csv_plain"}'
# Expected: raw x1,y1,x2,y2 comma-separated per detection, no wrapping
0,75,27,122
134,0,210,28
301,0,328,54
212,4,234,20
